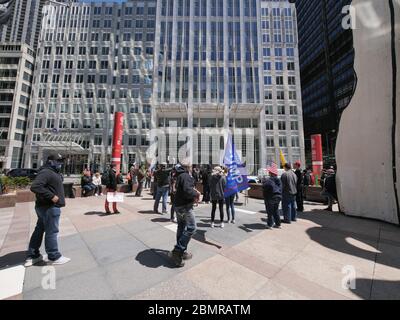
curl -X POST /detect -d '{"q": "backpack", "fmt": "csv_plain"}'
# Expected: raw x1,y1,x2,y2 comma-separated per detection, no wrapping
101,170,110,185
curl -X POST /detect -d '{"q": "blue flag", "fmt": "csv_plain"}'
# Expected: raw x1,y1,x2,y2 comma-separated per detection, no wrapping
223,134,249,198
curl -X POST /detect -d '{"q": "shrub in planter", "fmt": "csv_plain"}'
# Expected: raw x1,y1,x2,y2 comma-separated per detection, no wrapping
0,176,31,194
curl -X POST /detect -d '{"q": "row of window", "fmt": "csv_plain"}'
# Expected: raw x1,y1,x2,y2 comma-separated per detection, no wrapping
264,90,297,100
37,88,152,100
266,136,300,148
266,105,298,115
266,121,299,131
40,74,152,85
44,32,155,43
35,103,151,115
264,75,296,85
34,118,151,130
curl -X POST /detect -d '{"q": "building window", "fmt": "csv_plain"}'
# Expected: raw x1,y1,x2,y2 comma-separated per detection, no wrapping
266,136,274,147
266,121,274,130
278,105,285,115
278,121,286,131
279,136,287,147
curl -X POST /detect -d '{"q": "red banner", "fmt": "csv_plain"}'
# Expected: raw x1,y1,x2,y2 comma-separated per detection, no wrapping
111,112,124,174
311,134,323,180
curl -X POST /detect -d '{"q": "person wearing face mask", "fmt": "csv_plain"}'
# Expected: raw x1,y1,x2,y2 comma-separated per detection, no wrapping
104,163,120,214
25,153,70,266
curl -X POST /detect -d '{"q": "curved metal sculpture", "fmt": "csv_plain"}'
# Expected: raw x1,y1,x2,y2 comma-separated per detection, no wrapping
336,0,400,224
0,0,15,26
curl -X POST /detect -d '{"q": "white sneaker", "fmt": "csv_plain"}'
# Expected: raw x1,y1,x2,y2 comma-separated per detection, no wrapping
221,222,225,228
211,222,215,228
231,220,236,224
24,255,43,267
48,256,71,265
95,194,98,197
100,193,104,196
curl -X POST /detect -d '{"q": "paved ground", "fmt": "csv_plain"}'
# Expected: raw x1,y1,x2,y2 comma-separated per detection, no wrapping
0,190,399,300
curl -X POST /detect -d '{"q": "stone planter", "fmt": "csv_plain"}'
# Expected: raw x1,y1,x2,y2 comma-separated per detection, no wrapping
0,194,17,209
248,183,263,199
304,186,326,203
16,189,35,203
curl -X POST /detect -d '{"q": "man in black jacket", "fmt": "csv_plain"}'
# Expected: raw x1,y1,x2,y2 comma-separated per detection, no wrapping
105,163,120,214
294,161,304,212
153,162,171,214
25,154,70,266
169,161,201,267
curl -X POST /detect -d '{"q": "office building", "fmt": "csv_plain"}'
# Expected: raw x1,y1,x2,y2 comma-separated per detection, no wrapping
296,0,355,164
153,0,304,172
23,0,156,173
24,0,304,173
0,43,35,170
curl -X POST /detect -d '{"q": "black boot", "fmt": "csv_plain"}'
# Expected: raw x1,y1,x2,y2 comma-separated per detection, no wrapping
169,250,185,267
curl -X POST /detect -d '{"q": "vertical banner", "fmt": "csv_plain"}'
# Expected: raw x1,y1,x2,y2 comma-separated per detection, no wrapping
223,133,249,198
311,134,323,183
112,112,124,175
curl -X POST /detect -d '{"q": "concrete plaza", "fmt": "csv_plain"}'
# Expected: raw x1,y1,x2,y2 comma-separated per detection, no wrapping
0,191,399,300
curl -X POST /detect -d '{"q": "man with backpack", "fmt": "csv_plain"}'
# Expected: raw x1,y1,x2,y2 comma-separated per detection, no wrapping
169,160,201,267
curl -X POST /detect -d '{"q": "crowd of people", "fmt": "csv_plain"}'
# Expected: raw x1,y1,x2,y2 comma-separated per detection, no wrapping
24,153,338,268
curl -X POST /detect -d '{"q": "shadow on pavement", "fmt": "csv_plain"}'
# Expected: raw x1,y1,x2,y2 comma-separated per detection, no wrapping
193,230,222,249
84,211,108,217
151,217,171,223
239,223,266,232
135,249,175,269
0,251,27,269
300,210,400,300
349,279,400,300
138,210,158,214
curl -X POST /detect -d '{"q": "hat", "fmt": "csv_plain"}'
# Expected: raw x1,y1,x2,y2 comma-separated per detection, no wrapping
213,166,223,174
47,153,63,162
267,163,279,176
294,161,301,167
160,161,167,166
327,169,335,174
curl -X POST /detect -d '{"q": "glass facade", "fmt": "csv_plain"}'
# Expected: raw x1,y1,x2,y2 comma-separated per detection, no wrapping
296,0,355,165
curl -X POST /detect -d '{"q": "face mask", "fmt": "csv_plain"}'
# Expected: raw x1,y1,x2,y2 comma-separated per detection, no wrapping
49,160,62,172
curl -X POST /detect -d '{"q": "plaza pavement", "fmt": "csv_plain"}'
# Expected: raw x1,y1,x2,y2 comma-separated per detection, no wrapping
0,190,399,300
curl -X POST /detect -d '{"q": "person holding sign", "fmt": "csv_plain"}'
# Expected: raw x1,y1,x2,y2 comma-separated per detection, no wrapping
104,163,120,215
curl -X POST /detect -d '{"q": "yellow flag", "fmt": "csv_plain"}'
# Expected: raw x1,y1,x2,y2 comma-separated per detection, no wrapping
279,149,286,167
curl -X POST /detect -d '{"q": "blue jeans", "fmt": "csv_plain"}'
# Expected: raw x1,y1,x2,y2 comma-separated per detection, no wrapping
225,195,235,221
154,186,169,212
174,205,197,253
282,194,297,222
28,206,62,261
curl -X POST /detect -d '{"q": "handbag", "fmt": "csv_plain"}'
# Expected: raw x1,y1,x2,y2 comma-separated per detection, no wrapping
106,192,124,203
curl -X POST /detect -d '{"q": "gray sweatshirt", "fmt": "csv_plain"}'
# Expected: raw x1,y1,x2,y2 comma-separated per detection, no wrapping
281,170,298,196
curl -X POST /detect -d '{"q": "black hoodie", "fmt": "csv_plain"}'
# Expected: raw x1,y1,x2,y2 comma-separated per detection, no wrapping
30,165,66,208
174,167,198,207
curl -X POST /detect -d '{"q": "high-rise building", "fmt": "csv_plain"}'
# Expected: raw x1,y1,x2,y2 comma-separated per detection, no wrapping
0,0,47,51
23,0,156,173
153,0,304,172
0,43,35,170
260,0,304,167
295,0,355,165
24,0,304,173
